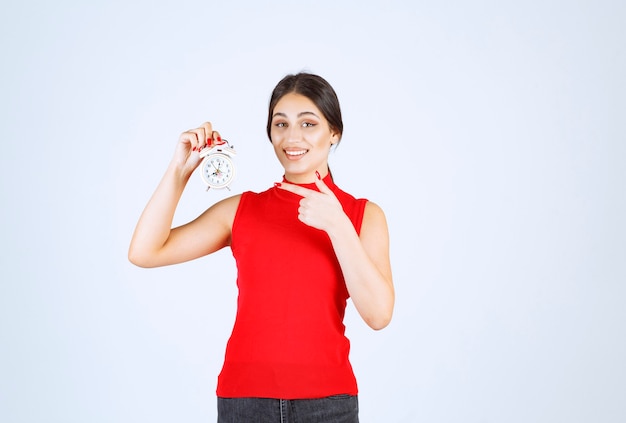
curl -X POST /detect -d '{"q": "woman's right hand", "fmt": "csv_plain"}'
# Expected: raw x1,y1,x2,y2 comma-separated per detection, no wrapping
171,121,224,177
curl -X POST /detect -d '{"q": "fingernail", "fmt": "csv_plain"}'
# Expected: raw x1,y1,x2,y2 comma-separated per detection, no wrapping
315,171,321,180
217,136,222,142
274,182,282,188
207,137,213,144
192,146,197,151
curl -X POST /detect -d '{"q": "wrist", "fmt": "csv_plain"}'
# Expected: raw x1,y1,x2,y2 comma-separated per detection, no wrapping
326,213,354,241
166,160,194,185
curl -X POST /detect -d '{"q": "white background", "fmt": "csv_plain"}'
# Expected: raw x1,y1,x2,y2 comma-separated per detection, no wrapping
1,0,625,422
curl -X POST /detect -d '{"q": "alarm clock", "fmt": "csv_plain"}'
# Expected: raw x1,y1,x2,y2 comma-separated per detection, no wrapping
198,140,236,190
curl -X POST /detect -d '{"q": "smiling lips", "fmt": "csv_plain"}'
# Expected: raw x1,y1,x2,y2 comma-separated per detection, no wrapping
285,149,308,159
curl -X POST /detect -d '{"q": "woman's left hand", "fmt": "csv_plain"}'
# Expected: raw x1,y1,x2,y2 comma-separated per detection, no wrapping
276,175,347,233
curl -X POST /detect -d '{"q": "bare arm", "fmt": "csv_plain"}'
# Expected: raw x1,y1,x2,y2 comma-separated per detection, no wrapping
128,122,239,268
329,201,394,330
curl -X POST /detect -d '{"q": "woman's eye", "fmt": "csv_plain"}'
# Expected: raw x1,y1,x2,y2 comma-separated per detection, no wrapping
275,122,286,128
302,122,315,128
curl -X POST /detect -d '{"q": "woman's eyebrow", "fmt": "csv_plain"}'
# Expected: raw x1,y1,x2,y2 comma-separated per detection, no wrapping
272,111,320,119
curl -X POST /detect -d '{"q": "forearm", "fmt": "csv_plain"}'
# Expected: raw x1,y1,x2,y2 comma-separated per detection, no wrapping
128,162,191,267
328,216,394,330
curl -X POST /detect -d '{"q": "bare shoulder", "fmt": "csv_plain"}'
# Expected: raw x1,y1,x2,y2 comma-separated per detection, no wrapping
211,193,242,213
360,201,389,239
168,194,243,258
196,193,242,228
360,201,392,276
362,201,388,226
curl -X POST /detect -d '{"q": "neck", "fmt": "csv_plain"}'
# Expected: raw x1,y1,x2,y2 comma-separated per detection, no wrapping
283,169,331,185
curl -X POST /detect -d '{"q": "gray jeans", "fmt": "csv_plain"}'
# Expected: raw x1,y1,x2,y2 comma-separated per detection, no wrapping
217,395,359,423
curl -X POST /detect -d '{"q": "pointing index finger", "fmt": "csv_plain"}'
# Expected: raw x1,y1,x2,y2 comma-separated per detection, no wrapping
313,174,334,195
275,182,316,198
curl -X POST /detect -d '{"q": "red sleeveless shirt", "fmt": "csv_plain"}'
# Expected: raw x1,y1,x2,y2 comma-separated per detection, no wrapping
216,175,367,399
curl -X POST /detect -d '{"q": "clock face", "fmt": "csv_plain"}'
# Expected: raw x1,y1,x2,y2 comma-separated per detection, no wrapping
201,153,235,188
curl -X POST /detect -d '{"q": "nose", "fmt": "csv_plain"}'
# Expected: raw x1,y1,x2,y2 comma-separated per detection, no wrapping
286,125,303,143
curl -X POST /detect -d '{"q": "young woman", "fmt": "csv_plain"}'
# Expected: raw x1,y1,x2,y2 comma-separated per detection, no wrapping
128,73,394,423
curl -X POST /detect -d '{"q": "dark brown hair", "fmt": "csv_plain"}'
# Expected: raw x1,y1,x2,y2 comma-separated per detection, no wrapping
266,73,343,144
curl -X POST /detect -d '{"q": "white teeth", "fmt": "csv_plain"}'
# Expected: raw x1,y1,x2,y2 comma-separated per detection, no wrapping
285,150,307,156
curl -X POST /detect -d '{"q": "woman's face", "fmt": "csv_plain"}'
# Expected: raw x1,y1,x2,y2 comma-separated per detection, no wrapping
269,92,338,183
